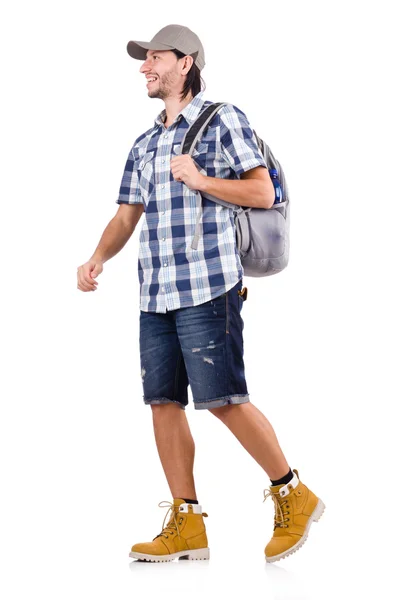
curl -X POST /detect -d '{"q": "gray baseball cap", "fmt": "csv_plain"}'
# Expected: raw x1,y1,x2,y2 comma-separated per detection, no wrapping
126,24,205,71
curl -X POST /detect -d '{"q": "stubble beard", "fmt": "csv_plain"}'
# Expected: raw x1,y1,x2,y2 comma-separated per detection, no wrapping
148,69,178,100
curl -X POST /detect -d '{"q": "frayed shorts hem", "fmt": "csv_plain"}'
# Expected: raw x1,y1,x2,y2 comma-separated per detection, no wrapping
143,394,250,411
194,394,250,410
143,397,186,410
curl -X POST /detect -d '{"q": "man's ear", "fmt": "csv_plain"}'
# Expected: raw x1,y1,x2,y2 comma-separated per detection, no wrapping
181,55,194,74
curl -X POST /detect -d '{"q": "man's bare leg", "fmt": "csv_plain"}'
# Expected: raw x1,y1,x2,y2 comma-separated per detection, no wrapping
151,403,198,499
209,402,290,480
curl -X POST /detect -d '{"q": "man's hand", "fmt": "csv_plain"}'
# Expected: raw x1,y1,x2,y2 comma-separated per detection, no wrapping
77,259,103,292
170,154,205,191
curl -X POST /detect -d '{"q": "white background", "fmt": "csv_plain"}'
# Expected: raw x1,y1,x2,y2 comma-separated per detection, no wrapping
1,0,396,598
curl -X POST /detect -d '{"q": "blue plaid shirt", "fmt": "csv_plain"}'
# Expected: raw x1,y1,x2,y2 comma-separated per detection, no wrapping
116,91,267,313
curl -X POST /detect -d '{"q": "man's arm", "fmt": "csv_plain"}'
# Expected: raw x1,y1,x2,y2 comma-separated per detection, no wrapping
90,203,145,263
196,166,275,209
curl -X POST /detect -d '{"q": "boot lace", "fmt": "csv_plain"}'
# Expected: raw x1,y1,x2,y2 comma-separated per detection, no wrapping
152,500,208,541
263,489,290,529
152,501,181,540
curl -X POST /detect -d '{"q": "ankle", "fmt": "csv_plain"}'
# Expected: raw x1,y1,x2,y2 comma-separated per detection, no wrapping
270,467,293,486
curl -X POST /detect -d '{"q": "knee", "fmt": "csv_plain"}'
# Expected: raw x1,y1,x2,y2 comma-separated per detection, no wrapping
150,402,183,414
208,404,239,420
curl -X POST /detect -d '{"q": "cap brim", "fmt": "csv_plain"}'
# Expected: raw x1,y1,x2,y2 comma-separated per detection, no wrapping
126,40,175,60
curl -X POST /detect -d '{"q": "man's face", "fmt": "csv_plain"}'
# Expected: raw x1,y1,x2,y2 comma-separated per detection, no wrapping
139,50,184,100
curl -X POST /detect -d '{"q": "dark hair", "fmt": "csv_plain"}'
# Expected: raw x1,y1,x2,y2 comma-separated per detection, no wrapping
171,49,206,101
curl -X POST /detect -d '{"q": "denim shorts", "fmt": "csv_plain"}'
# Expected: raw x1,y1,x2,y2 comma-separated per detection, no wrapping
139,279,250,410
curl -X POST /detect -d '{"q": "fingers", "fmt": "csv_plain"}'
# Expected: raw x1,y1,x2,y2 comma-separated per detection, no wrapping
77,265,98,292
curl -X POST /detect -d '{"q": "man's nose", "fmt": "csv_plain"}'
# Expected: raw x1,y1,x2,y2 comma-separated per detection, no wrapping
139,59,152,73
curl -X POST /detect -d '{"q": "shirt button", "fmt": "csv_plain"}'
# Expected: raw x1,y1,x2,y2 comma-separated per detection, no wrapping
161,185,165,189
139,162,144,168
162,160,165,163
162,237,166,241
164,134,168,138
161,286,165,292
164,262,168,267
162,211,165,215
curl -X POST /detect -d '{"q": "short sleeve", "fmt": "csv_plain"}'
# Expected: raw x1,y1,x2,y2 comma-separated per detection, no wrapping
115,146,144,205
218,104,268,177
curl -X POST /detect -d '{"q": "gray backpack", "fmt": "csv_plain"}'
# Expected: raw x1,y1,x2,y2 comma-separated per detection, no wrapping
181,102,290,277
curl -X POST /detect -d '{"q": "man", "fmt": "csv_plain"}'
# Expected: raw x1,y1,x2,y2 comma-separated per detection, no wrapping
77,24,325,563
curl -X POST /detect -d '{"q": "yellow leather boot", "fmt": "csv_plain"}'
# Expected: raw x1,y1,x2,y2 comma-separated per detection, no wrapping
129,498,210,562
263,468,325,562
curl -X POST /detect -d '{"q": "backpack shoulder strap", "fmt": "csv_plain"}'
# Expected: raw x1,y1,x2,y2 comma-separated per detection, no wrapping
185,102,245,251
182,102,242,211
180,102,227,155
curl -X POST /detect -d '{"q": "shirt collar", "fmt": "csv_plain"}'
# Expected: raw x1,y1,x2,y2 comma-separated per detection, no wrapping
154,91,206,128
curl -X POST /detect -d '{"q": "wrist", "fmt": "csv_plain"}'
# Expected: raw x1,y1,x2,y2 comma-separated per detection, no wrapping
90,254,105,264
197,173,209,193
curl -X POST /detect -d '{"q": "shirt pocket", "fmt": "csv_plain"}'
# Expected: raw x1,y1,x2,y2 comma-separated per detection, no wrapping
191,141,209,173
191,141,208,157
134,148,155,200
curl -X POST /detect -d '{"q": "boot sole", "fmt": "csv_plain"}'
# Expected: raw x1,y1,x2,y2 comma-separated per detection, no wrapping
265,497,326,563
129,547,210,562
